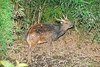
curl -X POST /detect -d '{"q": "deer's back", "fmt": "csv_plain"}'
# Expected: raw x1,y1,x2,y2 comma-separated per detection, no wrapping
27,23,60,43
28,23,58,34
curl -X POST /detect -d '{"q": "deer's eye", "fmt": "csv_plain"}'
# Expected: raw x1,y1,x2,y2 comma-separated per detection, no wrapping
66,23,68,24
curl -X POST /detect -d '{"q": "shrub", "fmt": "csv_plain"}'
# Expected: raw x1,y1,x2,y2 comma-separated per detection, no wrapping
0,0,13,56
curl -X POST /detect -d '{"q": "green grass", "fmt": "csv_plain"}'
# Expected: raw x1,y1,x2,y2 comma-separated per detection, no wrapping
0,0,13,56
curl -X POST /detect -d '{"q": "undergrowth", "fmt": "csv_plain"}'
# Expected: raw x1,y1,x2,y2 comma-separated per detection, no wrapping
0,0,99,57
0,0,13,56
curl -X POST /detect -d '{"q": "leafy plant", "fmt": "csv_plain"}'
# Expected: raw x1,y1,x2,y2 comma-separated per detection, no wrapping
0,0,13,56
0,60,14,67
0,60,28,67
11,0,100,43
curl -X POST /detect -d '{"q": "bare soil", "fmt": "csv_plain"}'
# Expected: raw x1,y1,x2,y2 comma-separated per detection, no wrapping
7,31,100,67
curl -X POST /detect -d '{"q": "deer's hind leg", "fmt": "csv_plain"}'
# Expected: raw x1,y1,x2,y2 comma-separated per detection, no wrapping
27,42,38,63
27,35,40,63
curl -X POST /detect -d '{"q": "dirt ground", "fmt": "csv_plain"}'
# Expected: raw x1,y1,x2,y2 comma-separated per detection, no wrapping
7,31,100,67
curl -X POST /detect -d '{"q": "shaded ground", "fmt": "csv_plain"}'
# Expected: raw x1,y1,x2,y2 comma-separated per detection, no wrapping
7,31,100,67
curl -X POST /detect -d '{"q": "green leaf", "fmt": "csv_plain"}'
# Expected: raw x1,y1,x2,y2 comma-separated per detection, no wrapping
16,60,19,66
18,63,28,67
75,0,79,5
16,60,28,67
0,60,14,67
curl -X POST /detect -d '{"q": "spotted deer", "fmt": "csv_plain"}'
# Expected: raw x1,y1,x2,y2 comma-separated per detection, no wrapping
26,15,73,63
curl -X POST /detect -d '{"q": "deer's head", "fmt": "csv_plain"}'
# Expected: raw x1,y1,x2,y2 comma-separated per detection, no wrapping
55,14,73,30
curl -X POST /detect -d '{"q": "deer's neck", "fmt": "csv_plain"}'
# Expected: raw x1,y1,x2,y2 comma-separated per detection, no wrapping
58,25,66,36
53,25,66,40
